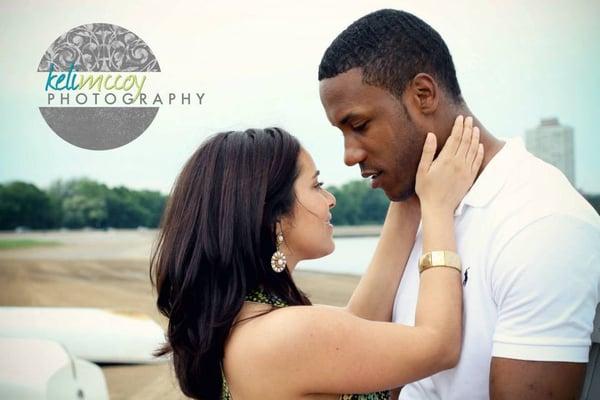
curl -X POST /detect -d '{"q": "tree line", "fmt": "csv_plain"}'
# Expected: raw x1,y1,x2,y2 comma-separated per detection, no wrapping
0,179,166,230
0,178,599,230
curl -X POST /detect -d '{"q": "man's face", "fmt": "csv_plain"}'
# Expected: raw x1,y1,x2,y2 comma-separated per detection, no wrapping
319,68,426,201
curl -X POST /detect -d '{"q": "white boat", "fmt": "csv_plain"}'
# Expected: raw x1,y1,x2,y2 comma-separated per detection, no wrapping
0,337,109,400
0,307,167,364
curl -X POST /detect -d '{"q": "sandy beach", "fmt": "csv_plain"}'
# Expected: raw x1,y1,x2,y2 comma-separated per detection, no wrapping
0,229,361,400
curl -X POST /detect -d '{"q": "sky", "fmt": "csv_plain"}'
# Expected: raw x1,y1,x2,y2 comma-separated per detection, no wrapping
1,0,599,194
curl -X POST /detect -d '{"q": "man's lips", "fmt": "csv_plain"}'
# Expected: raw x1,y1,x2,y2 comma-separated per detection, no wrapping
361,169,384,189
361,170,382,179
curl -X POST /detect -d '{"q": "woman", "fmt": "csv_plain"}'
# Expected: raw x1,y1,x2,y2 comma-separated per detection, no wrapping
150,115,483,399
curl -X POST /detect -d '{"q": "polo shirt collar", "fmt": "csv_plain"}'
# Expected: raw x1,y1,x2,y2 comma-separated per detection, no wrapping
454,137,525,216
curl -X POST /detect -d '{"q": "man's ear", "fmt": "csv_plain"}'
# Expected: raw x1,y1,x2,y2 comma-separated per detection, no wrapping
408,73,439,115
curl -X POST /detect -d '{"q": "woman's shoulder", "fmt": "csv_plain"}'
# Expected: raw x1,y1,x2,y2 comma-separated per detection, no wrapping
229,304,342,346
223,304,346,397
225,304,347,368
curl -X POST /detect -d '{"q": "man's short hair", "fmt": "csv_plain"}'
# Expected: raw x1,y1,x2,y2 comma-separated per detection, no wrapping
318,9,463,103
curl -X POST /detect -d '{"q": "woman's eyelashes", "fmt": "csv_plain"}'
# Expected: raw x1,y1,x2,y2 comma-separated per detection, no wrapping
314,181,324,189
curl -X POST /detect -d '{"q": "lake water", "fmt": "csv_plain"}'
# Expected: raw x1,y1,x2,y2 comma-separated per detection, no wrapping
297,236,379,276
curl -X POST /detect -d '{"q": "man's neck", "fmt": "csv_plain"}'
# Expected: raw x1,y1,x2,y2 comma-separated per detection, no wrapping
455,105,505,177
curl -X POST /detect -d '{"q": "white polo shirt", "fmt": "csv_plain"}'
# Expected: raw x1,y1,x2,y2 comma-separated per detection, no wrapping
393,137,600,400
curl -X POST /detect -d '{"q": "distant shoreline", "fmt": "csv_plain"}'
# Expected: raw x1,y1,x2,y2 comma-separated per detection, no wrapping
332,225,382,238
0,225,384,239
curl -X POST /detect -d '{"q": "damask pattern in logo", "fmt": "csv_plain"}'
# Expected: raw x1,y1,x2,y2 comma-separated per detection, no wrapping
38,23,160,150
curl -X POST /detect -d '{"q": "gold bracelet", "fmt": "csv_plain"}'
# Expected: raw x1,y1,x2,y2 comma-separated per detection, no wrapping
418,250,462,274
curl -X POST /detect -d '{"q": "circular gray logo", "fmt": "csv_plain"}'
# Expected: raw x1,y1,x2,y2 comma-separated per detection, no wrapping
38,23,161,150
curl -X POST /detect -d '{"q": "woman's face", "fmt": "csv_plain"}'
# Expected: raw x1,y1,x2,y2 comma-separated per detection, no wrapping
280,149,336,268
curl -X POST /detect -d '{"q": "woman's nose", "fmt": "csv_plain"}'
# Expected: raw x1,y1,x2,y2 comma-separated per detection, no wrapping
327,191,336,209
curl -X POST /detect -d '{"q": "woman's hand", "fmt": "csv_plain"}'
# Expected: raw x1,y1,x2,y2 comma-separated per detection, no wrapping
415,115,484,214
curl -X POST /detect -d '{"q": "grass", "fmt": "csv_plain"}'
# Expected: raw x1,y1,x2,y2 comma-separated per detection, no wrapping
0,239,62,250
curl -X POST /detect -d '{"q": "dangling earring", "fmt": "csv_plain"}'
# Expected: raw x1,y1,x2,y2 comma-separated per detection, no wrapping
271,232,287,273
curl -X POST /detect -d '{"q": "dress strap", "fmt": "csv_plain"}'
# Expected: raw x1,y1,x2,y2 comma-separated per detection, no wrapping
220,360,232,400
244,288,288,308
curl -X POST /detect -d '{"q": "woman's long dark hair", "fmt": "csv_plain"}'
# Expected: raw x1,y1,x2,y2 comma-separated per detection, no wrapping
150,127,312,399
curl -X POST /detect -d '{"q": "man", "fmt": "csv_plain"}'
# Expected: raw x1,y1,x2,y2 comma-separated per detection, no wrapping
318,9,600,399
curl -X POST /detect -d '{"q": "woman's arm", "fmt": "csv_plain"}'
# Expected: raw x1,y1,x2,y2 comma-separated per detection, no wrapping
345,197,420,321
413,115,481,351
251,116,485,395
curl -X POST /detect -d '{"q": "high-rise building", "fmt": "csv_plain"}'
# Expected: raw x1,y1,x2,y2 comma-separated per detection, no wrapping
525,118,575,185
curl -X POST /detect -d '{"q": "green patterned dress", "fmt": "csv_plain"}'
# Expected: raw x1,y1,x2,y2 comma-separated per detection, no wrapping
221,289,390,400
